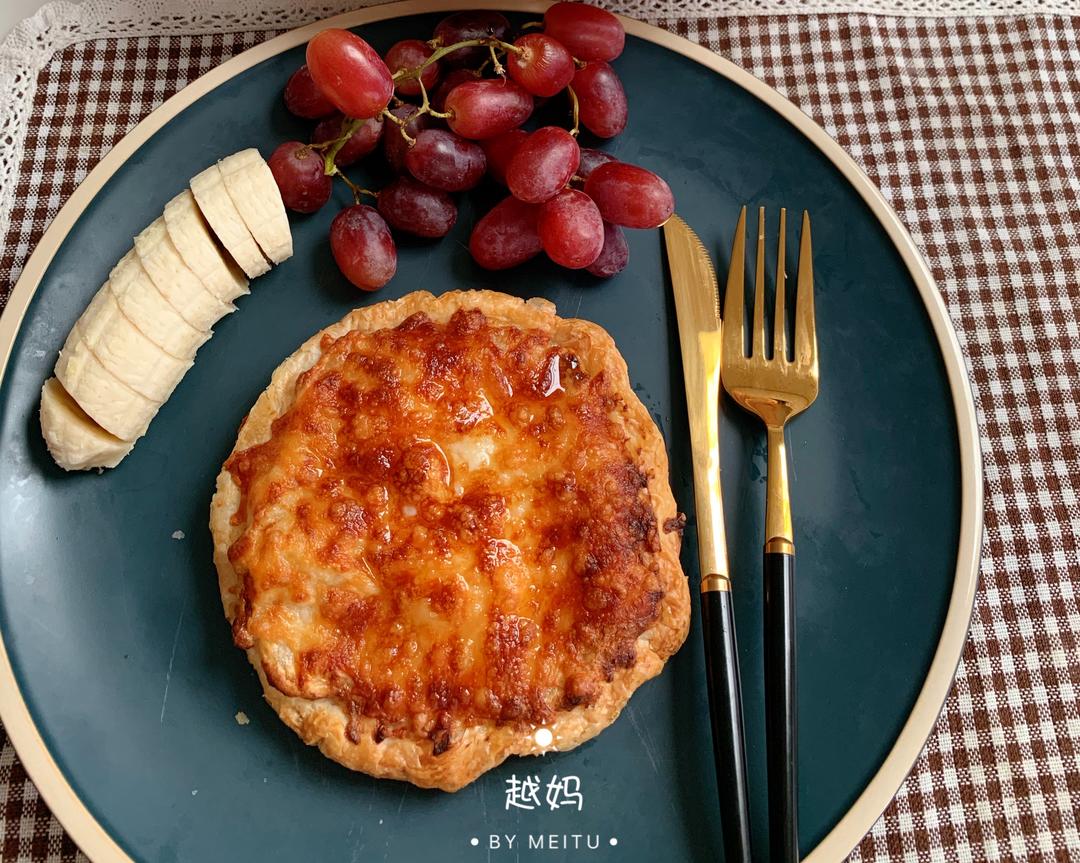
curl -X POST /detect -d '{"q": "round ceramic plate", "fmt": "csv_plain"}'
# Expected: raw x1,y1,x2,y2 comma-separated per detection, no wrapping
0,3,981,861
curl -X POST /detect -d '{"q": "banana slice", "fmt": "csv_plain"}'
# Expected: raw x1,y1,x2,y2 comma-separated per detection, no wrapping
190,164,270,279
108,251,208,360
41,148,294,472
74,288,192,402
218,149,293,265
66,282,127,352
40,377,134,471
164,190,249,303
55,337,158,441
135,218,234,332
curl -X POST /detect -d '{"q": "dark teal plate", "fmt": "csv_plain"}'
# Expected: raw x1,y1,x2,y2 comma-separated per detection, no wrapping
0,4,980,862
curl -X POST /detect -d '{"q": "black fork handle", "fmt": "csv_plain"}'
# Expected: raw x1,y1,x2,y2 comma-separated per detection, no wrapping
765,550,798,863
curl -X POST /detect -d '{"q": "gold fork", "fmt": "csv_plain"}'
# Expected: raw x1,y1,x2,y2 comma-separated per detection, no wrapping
721,205,819,863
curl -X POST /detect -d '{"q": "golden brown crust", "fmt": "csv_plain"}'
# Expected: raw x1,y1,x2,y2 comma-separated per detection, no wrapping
209,290,689,791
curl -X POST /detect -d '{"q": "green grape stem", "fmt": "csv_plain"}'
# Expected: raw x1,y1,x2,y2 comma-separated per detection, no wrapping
487,43,506,76
566,84,581,137
334,169,379,206
415,75,451,120
381,106,419,146
322,117,366,175
400,37,521,82
313,117,380,203
378,37,522,139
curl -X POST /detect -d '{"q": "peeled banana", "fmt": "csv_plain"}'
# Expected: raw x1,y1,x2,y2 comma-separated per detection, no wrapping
190,163,270,279
218,149,293,265
41,148,291,471
72,288,192,403
163,190,250,304
39,378,134,471
135,217,234,332
108,250,208,360
54,339,158,442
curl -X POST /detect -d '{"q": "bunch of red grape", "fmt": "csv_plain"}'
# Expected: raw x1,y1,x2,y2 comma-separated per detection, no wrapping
269,3,675,291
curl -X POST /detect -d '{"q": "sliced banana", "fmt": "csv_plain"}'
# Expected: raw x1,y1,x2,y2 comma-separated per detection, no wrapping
108,251,208,360
75,289,192,403
190,163,270,279
65,282,127,352
218,149,293,265
135,218,234,332
40,378,135,471
164,190,249,303
55,338,158,441
41,147,293,471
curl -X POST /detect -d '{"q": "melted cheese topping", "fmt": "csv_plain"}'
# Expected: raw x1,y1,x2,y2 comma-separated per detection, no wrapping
226,308,669,752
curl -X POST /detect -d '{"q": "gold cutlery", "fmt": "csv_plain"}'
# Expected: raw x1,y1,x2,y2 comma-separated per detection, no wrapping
721,205,819,863
664,214,752,863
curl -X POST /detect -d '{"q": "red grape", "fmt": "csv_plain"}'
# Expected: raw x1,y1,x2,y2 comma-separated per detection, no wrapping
383,106,431,173
469,196,543,270
584,162,675,228
506,127,580,203
377,176,457,238
586,221,629,277
330,205,397,290
384,39,439,98
445,79,533,139
405,129,486,192
481,128,528,185
311,114,384,166
283,65,336,119
507,34,575,98
433,11,511,68
543,2,625,62
572,62,628,138
577,147,618,180
432,68,480,112
538,188,604,268
306,29,394,120
268,141,333,214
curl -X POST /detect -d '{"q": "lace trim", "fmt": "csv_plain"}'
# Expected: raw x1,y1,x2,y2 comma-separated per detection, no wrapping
2,0,1079,248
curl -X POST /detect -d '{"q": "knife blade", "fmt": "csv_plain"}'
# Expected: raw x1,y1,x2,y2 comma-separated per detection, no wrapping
664,215,728,588
664,214,752,863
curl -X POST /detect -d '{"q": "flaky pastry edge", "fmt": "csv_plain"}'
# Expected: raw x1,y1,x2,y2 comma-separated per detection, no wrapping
209,290,690,791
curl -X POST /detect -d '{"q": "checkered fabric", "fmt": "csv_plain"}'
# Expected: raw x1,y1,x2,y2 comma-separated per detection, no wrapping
1,11,1079,863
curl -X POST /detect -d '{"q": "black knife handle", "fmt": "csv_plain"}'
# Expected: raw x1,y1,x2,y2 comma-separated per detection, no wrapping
764,550,798,863
701,583,752,863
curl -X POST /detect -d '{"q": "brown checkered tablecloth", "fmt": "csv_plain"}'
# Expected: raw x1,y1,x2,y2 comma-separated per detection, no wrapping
2,5,1079,862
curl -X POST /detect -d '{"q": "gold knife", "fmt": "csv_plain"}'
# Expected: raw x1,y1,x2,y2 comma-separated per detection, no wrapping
664,215,752,863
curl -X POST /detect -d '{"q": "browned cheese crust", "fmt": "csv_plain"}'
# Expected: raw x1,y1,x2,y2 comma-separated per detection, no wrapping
209,290,690,791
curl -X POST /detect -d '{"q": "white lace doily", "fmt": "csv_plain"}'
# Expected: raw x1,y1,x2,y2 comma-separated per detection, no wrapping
1,0,1079,251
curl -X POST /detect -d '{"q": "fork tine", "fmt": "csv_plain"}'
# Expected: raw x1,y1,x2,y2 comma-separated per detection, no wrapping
752,207,766,358
774,208,787,362
794,210,817,369
723,206,747,359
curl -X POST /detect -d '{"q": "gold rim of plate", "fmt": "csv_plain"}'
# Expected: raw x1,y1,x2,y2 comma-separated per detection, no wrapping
0,2,983,860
